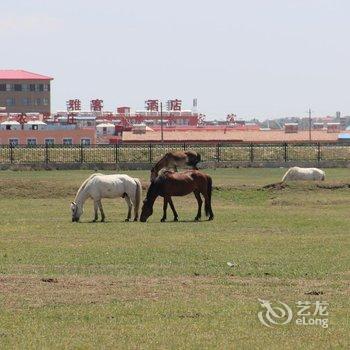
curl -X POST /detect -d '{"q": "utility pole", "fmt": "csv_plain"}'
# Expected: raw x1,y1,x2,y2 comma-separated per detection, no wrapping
308,108,312,141
160,102,164,143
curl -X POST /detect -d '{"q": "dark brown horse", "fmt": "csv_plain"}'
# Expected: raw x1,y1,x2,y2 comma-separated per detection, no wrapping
150,150,201,181
140,169,214,222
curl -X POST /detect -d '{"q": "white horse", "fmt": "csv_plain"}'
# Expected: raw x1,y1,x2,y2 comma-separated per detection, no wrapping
282,167,325,182
71,173,142,222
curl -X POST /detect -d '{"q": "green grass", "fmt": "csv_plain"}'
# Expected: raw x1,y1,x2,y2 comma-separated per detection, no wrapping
0,168,349,349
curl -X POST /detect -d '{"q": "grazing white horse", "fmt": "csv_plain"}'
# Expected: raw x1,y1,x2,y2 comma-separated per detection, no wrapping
71,173,142,222
282,167,325,182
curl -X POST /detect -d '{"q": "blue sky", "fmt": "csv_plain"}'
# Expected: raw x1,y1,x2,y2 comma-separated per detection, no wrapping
1,0,349,119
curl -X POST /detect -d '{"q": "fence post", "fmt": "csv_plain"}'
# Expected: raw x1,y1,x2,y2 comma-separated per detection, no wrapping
9,144,13,164
80,143,84,163
183,143,187,151
249,143,254,163
115,143,118,163
45,143,49,164
284,142,288,162
216,143,220,163
317,142,321,163
149,143,153,163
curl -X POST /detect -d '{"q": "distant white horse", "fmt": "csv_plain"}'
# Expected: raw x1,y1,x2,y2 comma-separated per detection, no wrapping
282,167,325,182
71,173,142,222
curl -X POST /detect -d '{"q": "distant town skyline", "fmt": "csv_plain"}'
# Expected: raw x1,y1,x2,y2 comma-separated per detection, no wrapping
2,0,350,119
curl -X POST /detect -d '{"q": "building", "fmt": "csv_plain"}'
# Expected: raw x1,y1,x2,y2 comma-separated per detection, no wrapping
0,70,53,115
0,127,95,146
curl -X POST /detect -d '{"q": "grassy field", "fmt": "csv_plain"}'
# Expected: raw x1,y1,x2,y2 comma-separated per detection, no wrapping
0,168,349,349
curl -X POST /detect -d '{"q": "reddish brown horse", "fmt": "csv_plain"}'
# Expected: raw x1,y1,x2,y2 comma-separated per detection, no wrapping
150,150,201,181
140,169,214,222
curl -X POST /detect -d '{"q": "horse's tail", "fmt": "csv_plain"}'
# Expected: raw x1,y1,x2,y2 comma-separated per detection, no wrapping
74,173,102,201
281,168,291,182
205,175,212,217
133,178,142,219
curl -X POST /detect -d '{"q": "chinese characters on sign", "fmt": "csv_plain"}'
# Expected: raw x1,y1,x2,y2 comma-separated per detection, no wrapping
90,99,104,112
167,99,182,111
66,99,81,111
145,99,159,111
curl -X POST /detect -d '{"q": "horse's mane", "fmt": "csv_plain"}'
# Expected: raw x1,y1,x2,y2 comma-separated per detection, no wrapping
74,173,102,201
151,155,167,172
158,168,174,178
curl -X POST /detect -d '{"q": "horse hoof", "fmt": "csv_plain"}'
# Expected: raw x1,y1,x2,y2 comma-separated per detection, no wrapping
174,218,178,222
92,219,97,223
134,218,138,222
161,218,166,222
208,216,214,221
125,219,130,222
101,219,105,222
194,218,200,221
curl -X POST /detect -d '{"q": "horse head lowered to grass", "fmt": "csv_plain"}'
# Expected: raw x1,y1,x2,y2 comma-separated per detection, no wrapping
140,169,214,222
71,173,142,222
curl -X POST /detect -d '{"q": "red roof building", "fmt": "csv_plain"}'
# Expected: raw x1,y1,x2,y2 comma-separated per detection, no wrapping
0,70,53,115
0,70,53,80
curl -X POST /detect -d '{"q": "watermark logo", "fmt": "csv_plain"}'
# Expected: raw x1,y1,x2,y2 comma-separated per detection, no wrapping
258,299,329,328
258,299,293,327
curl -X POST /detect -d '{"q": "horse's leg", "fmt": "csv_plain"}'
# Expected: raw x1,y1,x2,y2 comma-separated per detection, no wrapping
97,200,105,222
124,195,132,222
93,201,98,222
193,190,202,221
161,197,168,222
168,197,178,221
202,192,214,221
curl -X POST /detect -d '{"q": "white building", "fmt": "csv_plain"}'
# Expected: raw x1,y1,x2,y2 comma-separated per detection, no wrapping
96,123,115,136
0,120,21,131
23,120,47,131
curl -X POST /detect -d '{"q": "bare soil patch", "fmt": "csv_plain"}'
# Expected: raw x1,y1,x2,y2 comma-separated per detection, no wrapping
0,274,347,310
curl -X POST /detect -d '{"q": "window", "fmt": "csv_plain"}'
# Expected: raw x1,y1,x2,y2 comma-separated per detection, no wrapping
81,138,91,146
38,84,44,92
9,139,19,146
27,138,37,146
42,98,49,106
22,84,30,91
63,138,72,145
31,124,38,130
14,84,22,91
6,98,15,106
0,84,5,91
45,138,54,145
6,125,11,130
103,127,107,135
33,98,41,106
29,84,35,91
6,84,14,91
22,98,31,106
44,84,50,92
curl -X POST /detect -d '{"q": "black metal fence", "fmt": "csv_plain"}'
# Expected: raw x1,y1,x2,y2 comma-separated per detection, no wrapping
1,142,350,164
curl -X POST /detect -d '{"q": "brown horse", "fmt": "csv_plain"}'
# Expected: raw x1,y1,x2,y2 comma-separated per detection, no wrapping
140,169,214,222
150,150,201,181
